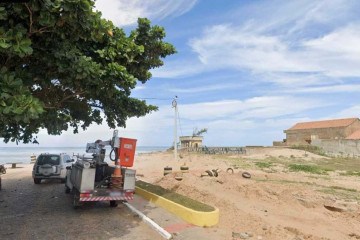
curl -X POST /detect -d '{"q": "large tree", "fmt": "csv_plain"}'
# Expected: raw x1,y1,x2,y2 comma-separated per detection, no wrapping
0,0,176,143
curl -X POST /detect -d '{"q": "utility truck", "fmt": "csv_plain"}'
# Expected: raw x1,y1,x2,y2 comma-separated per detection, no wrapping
65,130,137,208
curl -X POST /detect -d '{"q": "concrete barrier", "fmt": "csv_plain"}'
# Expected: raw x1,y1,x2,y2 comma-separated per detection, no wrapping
135,186,219,227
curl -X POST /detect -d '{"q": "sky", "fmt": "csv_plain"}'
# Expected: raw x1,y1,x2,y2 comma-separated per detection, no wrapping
2,0,360,147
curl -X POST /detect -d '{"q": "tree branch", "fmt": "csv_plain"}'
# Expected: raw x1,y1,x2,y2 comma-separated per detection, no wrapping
24,4,52,36
24,3,33,35
58,91,85,106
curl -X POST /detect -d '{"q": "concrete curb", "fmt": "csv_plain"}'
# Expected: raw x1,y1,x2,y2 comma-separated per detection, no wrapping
124,202,172,239
135,186,219,227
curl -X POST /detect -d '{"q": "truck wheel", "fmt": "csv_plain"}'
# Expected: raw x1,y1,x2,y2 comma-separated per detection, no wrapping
34,178,41,184
110,200,118,207
73,191,81,209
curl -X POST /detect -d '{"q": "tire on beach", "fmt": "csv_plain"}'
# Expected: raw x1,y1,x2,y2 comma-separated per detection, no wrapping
212,169,218,177
242,171,251,179
163,166,172,176
205,170,213,177
180,166,189,173
226,168,234,174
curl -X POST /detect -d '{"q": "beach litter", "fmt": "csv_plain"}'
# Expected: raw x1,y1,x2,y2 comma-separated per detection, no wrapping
242,172,251,179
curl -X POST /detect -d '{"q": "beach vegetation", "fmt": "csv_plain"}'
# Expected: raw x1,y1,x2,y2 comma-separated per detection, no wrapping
136,180,215,212
288,164,329,174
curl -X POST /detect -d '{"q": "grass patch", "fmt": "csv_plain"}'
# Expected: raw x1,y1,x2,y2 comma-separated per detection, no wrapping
318,187,359,200
339,171,360,177
307,175,331,180
212,148,359,173
288,164,329,174
328,185,357,192
315,157,360,172
255,162,273,168
136,180,215,212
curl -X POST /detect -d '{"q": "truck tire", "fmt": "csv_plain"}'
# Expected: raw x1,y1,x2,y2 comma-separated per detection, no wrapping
34,178,41,184
110,200,118,207
73,190,81,209
64,177,71,193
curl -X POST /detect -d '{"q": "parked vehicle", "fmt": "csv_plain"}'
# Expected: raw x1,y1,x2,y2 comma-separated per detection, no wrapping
0,164,6,174
32,153,74,184
0,164,5,190
65,130,137,208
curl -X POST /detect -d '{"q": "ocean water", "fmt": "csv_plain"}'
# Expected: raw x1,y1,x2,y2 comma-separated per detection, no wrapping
0,146,168,165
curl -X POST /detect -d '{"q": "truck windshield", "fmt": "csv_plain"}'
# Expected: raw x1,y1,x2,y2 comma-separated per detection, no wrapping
37,155,60,165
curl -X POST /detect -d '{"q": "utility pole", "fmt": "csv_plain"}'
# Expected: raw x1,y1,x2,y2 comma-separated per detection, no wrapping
172,96,178,161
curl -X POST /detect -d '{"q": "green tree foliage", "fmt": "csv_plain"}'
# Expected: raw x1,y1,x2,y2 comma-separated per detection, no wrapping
0,0,176,143
192,127,208,136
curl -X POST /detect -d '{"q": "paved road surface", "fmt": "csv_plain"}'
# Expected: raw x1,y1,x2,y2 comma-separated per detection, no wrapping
0,165,224,240
0,165,162,240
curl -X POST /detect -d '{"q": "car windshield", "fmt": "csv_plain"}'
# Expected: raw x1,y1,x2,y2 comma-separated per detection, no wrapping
37,155,60,165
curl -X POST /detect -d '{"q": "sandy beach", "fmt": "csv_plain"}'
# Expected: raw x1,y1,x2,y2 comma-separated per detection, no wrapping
134,148,360,240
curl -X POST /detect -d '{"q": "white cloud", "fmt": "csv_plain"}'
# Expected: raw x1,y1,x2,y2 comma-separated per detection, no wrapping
169,82,244,94
189,24,318,73
333,105,360,119
283,84,360,94
178,96,326,121
155,0,360,91
95,0,198,26
302,25,360,77
189,22,360,79
151,59,205,78
133,85,146,91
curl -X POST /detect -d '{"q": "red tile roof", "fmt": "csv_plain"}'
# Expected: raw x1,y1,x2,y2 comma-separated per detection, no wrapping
287,118,358,131
346,130,360,139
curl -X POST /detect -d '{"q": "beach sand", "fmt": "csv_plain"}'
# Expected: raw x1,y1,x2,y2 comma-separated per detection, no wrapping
135,148,360,240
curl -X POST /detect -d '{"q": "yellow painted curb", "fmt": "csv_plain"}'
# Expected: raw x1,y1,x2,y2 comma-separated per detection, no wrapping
135,186,219,227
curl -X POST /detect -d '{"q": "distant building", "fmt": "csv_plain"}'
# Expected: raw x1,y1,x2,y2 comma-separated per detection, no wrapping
282,118,360,146
179,136,203,148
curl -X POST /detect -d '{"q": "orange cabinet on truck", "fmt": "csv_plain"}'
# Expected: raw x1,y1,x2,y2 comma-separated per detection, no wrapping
118,138,137,167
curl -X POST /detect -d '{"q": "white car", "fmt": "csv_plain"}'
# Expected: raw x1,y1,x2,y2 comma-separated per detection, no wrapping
32,153,74,184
